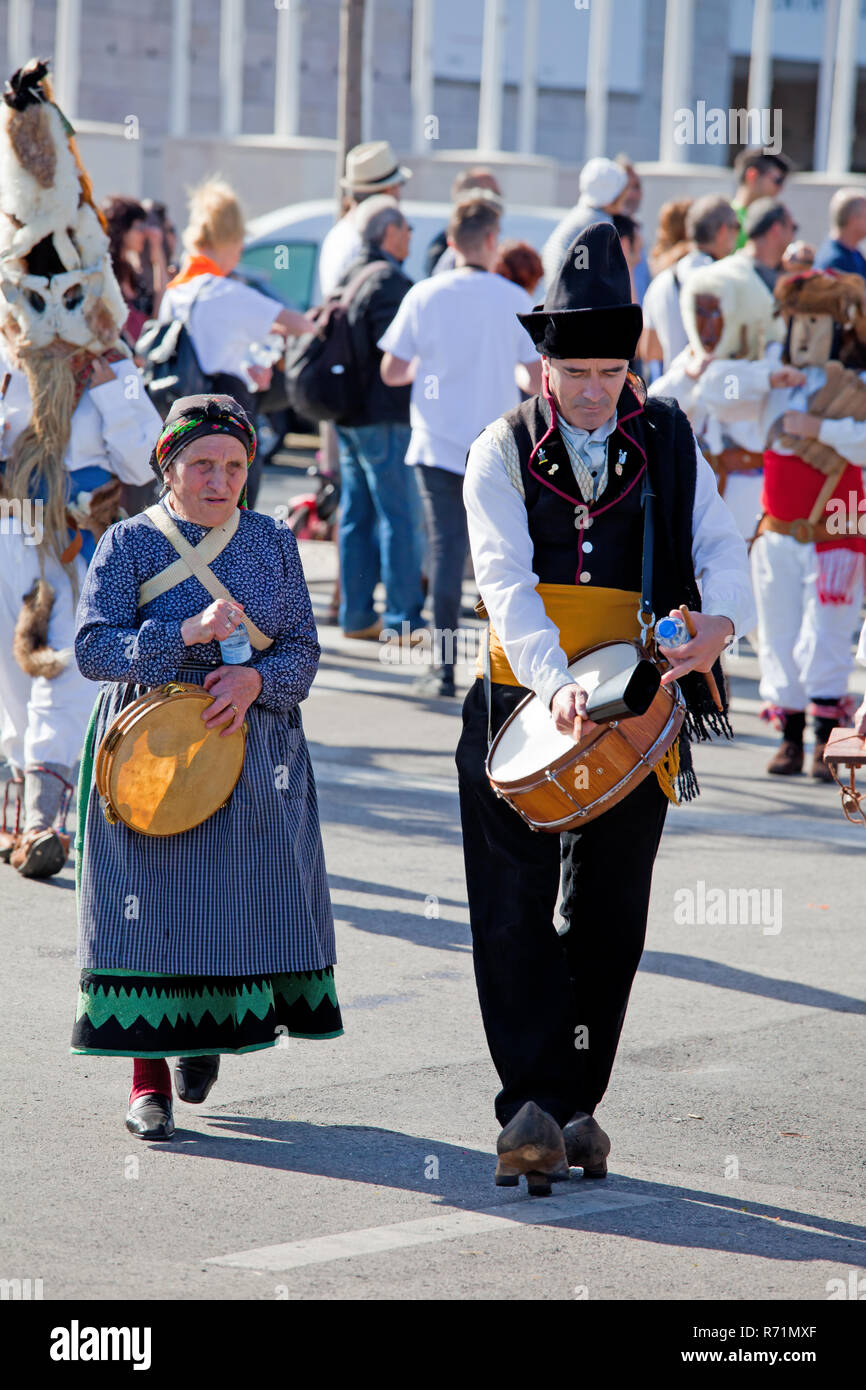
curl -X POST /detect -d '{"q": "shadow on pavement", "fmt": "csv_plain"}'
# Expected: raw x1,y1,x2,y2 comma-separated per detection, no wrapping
640,950,866,1014
156,1115,866,1266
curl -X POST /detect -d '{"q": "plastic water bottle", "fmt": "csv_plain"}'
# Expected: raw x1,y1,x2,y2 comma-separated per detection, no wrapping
219,622,252,664
654,614,690,649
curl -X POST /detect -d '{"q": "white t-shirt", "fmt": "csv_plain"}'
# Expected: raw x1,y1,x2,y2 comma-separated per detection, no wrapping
378,267,539,476
318,211,363,299
159,274,284,379
641,250,711,368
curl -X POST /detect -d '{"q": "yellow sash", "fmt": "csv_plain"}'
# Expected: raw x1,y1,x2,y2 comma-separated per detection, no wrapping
477,584,644,686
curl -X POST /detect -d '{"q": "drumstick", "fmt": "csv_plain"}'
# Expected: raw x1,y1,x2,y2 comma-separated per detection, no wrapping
679,605,723,711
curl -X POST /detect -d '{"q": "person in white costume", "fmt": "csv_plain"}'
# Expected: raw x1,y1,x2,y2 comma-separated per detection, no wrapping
649,257,783,542
0,58,159,878
694,268,866,780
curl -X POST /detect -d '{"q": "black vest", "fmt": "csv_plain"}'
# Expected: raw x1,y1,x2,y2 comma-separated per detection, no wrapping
502,380,703,621
498,379,732,794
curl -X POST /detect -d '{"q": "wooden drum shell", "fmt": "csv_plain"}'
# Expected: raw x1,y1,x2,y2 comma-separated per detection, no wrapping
485,641,685,832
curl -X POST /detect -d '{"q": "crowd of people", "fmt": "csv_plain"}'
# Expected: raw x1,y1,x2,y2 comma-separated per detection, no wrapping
1,53,866,1167
312,140,866,777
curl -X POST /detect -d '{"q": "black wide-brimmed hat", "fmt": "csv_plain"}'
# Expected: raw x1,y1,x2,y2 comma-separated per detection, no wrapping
518,222,643,360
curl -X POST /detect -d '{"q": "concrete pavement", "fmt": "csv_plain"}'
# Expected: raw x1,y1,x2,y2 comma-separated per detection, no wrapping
2,462,865,1302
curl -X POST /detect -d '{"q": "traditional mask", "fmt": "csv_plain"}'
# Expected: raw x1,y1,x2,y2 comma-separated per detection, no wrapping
786,311,836,368
694,294,723,353
0,262,122,351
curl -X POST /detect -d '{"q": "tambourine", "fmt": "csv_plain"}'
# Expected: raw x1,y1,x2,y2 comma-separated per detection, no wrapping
94,682,246,836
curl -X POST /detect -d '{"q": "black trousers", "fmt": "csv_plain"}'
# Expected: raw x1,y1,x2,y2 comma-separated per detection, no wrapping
456,678,669,1128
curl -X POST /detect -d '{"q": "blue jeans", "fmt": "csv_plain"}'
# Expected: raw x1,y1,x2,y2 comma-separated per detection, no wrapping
413,464,469,676
336,424,425,632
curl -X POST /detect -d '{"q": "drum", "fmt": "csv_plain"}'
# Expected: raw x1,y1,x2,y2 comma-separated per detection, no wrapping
486,640,685,831
94,682,247,836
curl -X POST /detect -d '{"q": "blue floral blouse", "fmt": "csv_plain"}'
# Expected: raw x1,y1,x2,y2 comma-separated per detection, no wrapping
74,498,320,712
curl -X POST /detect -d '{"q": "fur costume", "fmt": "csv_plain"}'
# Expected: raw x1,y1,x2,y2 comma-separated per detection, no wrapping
0,59,127,349
769,271,866,467
771,359,866,473
12,578,72,678
0,58,157,871
680,258,782,362
0,59,129,582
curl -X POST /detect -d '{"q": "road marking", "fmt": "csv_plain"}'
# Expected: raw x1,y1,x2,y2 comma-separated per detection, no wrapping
207,1188,663,1272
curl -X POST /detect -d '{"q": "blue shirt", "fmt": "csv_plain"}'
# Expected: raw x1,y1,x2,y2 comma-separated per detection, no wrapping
814,237,866,280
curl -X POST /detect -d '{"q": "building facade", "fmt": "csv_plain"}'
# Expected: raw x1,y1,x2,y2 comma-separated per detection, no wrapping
1,0,864,198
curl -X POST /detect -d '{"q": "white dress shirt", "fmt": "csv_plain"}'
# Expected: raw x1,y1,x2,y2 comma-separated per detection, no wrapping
464,404,757,710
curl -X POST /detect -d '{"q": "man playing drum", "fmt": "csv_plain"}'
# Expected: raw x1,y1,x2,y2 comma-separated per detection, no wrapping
457,223,755,1194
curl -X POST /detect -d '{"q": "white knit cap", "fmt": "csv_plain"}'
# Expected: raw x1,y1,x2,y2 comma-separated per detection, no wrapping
578,157,629,209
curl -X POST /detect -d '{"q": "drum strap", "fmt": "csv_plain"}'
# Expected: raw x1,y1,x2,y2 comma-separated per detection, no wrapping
639,469,655,641
140,504,274,650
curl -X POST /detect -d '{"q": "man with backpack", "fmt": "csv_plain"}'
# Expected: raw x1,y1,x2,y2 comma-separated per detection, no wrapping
379,198,542,697
331,196,425,640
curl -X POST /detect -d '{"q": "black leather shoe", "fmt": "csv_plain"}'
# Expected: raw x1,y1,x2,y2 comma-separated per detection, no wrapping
562,1111,611,1178
495,1100,570,1196
174,1054,220,1104
125,1092,174,1140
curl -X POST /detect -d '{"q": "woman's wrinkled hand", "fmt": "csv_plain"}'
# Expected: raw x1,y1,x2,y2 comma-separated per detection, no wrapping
182,598,245,648
201,666,263,737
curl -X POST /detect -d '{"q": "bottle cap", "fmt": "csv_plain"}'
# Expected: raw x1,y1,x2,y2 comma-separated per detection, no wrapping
656,618,677,639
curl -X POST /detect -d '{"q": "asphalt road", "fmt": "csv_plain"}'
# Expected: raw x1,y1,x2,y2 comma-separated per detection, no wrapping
2,461,865,1303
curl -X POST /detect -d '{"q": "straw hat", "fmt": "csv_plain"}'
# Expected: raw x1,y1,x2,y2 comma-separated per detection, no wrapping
339,141,412,193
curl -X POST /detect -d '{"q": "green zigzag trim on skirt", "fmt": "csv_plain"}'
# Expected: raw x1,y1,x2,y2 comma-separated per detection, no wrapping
70,967,343,1055
75,969,338,1032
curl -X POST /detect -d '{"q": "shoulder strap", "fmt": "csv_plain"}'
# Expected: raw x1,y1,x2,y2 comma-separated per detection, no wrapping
138,507,240,605
142,504,274,650
338,258,388,306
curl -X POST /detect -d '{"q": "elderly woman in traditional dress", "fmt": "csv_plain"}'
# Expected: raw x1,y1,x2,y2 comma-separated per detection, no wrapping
71,394,342,1140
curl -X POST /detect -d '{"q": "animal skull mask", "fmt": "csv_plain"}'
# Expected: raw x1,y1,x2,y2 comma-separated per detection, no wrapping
0,263,122,350
0,58,127,354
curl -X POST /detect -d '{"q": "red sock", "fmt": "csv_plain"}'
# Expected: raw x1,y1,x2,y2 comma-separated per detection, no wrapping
130,1057,171,1103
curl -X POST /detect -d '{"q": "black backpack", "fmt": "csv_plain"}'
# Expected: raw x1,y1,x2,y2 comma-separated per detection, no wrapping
284,260,385,425
135,278,213,419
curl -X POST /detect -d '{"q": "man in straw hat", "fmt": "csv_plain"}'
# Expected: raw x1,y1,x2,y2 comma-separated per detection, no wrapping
457,222,755,1193
701,267,866,780
318,140,412,298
